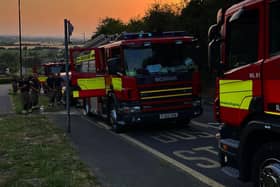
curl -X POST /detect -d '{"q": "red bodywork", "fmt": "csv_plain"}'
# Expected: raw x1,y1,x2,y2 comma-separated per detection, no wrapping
215,0,280,126
69,47,106,97
70,33,202,120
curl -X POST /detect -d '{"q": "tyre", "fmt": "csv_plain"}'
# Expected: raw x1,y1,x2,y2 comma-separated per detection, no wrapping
109,102,124,133
252,142,280,187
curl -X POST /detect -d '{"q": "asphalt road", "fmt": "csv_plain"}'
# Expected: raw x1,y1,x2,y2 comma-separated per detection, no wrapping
50,102,253,187
87,103,252,187
51,114,209,187
0,84,13,114
0,83,252,186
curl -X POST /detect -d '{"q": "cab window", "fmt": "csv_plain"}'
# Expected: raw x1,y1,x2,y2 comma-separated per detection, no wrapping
269,1,280,56
226,9,259,69
107,57,121,75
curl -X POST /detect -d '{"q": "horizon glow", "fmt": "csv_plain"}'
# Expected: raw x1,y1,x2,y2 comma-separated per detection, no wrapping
0,0,183,39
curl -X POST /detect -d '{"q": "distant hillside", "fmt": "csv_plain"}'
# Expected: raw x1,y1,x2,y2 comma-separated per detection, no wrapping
0,35,83,45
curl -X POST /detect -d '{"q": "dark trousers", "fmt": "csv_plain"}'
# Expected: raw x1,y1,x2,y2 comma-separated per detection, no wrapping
56,88,62,102
49,89,56,104
31,92,39,107
21,91,30,110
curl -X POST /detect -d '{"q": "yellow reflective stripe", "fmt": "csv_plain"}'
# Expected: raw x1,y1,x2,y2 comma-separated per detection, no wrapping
265,111,280,116
140,87,192,94
240,96,253,110
73,91,79,98
141,93,192,100
219,80,252,109
77,77,105,90
38,76,47,82
220,80,252,93
76,50,95,63
112,78,122,91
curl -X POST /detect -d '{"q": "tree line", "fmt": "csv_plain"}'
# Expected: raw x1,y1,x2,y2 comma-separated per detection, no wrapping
0,48,60,74
92,0,243,70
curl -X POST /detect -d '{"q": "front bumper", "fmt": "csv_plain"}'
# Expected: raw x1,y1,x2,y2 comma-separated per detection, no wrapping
218,123,241,177
219,138,239,168
116,105,202,125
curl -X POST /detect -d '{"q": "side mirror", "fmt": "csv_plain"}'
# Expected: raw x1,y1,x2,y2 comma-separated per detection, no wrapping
217,8,225,26
230,8,244,23
208,40,221,72
208,24,222,74
208,24,219,42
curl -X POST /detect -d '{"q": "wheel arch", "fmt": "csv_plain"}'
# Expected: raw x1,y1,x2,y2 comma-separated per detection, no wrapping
238,119,280,181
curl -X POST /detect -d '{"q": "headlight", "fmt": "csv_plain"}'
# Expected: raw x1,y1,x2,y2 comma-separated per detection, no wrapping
130,106,141,113
119,106,141,113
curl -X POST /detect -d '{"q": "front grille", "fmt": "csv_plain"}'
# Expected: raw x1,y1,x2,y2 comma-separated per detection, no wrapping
140,87,192,100
138,83,193,112
139,83,192,100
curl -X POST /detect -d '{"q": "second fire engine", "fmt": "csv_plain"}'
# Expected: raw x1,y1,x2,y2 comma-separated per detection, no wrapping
70,31,202,132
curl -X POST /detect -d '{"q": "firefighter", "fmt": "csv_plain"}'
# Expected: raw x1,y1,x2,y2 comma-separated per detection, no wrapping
18,76,31,114
54,73,64,104
11,76,18,93
46,73,56,107
30,73,41,109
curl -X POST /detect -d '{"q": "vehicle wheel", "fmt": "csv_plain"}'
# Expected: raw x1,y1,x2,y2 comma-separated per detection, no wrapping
109,102,124,133
252,142,280,187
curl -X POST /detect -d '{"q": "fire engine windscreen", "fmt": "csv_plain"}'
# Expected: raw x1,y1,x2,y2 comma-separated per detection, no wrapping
124,43,198,76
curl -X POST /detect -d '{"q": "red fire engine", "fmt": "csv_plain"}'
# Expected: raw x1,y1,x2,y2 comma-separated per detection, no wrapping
70,31,202,132
33,62,66,93
35,62,66,83
208,0,280,186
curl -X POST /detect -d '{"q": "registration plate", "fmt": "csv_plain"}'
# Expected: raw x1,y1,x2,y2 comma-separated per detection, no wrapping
159,113,178,119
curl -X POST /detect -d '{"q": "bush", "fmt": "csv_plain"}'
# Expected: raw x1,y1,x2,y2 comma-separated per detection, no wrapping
0,76,12,84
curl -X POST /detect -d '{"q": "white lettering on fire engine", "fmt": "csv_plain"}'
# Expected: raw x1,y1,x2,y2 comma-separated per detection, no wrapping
249,72,260,79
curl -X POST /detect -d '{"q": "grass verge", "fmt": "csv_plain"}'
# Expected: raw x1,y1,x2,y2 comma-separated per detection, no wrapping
10,92,65,114
1,93,99,186
0,115,99,187
0,75,12,84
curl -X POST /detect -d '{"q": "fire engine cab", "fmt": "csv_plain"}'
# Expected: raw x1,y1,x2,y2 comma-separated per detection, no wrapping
33,62,66,93
70,31,202,132
35,62,66,83
208,0,280,186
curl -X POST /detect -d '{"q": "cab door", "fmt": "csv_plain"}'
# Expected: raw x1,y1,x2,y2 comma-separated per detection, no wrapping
219,2,264,126
70,47,106,98
263,0,280,116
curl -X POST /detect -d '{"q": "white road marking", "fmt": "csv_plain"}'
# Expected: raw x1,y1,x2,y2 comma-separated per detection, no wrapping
96,121,111,130
167,131,197,140
119,134,225,187
193,146,219,156
173,150,220,169
81,116,110,130
151,134,179,143
86,117,225,187
191,120,220,130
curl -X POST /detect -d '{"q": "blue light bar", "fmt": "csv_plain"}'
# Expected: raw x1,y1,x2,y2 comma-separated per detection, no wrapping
120,31,188,40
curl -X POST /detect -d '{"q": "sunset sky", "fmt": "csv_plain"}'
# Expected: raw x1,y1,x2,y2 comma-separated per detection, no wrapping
0,0,183,39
